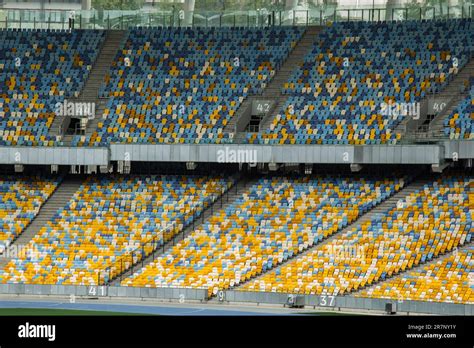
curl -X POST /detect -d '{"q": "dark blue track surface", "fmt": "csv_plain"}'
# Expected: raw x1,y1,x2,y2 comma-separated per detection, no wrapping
0,300,294,316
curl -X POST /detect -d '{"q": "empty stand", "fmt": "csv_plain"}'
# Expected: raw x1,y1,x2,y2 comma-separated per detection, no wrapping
121,175,405,296
399,57,474,139
12,176,83,247
0,176,80,270
0,21,472,147
111,177,252,285
247,19,474,145
237,180,425,290
64,30,126,146
238,178,423,286
258,26,322,132
357,242,473,304
0,175,60,251
0,29,105,146
74,27,304,146
223,27,321,135
0,175,234,285
241,175,472,296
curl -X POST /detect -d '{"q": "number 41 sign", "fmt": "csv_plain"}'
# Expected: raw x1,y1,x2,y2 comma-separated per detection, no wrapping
87,285,108,297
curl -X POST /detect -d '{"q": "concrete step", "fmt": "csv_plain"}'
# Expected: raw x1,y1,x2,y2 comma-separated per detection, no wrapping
350,179,473,296
223,27,321,136
77,30,126,100
222,98,252,133
397,56,474,138
110,177,256,286
233,176,424,291
12,177,83,247
257,27,322,131
259,98,286,130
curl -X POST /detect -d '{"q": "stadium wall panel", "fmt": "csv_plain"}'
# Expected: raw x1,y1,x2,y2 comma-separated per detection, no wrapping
0,147,109,165
0,284,208,301
0,284,470,313
0,143,469,165
224,291,473,315
111,144,442,164
444,141,474,159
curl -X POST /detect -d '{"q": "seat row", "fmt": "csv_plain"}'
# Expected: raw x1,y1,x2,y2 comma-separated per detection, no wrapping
248,19,474,145
242,175,472,298
0,29,104,146
73,27,303,146
121,175,405,295
0,176,59,251
0,175,234,285
358,243,473,304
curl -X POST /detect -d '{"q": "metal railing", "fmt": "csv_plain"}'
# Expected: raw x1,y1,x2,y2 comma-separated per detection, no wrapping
0,5,472,30
103,179,238,285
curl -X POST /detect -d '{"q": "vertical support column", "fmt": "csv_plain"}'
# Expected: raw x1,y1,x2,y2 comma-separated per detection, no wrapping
284,0,298,24
184,0,195,27
385,0,404,21
40,0,46,27
0,0,5,30
82,0,91,10
81,0,91,28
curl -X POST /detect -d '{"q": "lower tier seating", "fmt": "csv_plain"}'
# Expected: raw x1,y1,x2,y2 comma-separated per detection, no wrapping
357,243,473,304
0,176,59,252
242,175,472,297
0,175,234,285
121,175,405,295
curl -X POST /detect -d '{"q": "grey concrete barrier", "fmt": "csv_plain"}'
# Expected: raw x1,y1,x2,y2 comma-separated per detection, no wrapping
0,141,471,166
0,283,471,314
224,290,474,315
0,284,208,301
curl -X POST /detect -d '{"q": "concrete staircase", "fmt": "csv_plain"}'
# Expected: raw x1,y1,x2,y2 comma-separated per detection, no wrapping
223,26,321,135
258,26,321,132
396,57,474,140
110,178,257,285
233,178,427,290
223,97,252,133
12,177,83,247
48,111,65,138
262,26,321,99
258,97,288,132
350,240,473,299
78,31,125,101
427,59,474,137
0,177,83,269
350,179,473,296
54,30,126,145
